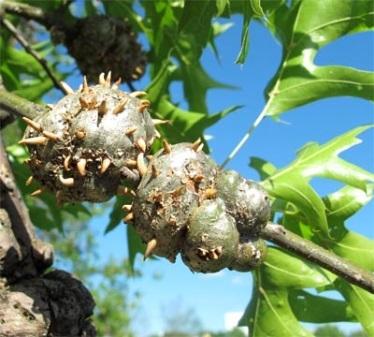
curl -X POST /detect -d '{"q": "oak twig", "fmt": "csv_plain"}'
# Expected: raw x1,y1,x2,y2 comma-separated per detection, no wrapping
1,18,68,95
0,89,49,124
0,135,53,279
220,105,268,168
0,1,50,26
0,135,96,336
261,224,374,294
126,81,136,92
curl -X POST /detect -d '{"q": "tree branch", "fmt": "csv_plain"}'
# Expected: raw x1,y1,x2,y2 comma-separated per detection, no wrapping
0,134,96,336
126,81,136,92
0,135,53,279
0,89,49,123
261,224,374,294
220,81,280,168
0,1,51,26
1,18,68,95
220,105,268,168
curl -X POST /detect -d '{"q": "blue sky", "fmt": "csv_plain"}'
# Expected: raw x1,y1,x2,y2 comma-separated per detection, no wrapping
57,11,373,336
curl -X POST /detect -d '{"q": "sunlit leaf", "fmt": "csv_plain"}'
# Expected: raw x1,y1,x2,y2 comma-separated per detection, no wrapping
127,224,145,270
321,183,374,271
156,97,241,145
239,273,313,337
181,62,236,113
216,0,229,16
264,0,374,116
22,0,63,11
250,0,265,17
331,231,374,272
141,1,179,73
178,0,216,61
103,0,144,32
324,185,373,224
106,195,144,270
262,247,335,288
145,60,175,104
249,156,278,181
262,126,374,234
337,280,374,336
5,47,44,75
289,290,356,323
235,0,253,64
14,78,56,101
281,206,315,239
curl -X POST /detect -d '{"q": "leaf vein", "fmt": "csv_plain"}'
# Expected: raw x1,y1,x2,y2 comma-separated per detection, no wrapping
277,78,374,97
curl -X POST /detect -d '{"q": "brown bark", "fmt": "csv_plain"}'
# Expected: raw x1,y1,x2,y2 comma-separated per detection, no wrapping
0,1,72,29
0,133,96,336
261,224,374,294
0,89,49,121
0,270,95,337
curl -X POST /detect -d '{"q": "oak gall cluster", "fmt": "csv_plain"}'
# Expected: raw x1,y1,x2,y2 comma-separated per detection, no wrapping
20,76,270,273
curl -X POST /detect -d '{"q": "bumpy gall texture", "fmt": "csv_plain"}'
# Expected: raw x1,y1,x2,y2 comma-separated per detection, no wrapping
131,142,270,273
21,77,155,203
229,239,267,272
181,199,239,273
62,16,146,83
216,170,271,236
132,143,219,261
21,72,271,272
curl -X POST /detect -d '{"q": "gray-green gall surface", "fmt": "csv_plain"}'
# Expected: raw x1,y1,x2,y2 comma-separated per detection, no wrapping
132,143,218,261
23,83,155,203
131,143,270,273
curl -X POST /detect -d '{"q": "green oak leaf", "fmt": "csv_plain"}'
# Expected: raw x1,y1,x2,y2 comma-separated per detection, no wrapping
337,280,374,336
178,0,216,62
239,271,313,337
235,0,253,64
281,205,315,239
180,63,236,113
7,144,90,231
324,185,373,224
250,0,265,17
322,183,374,272
289,290,356,323
262,247,335,288
262,125,374,235
106,195,144,270
323,184,374,270
143,1,234,114
14,78,57,101
249,156,278,180
331,230,374,272
141,1,180,73
216,0,229,16
145,60,176,104
263,0,374,117
234,0,284,64
155,96,241,145
177,1,235,113
210,22,233,59
127,224,146,271
5,47,44,76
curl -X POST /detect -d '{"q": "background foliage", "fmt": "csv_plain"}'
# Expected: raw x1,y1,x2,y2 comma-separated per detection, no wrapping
1,0,373,336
